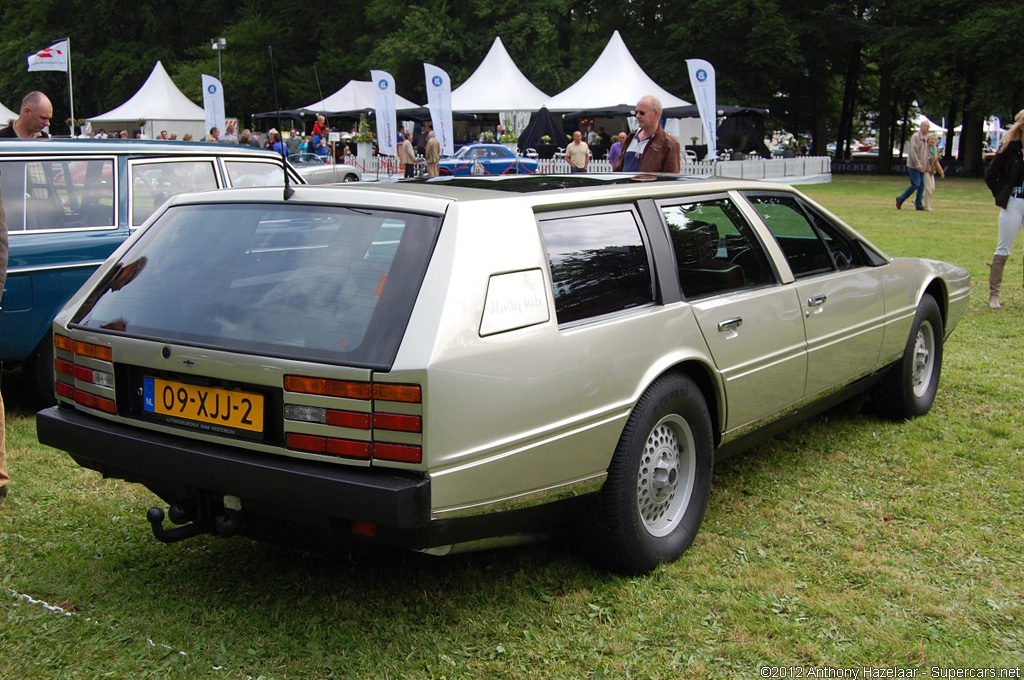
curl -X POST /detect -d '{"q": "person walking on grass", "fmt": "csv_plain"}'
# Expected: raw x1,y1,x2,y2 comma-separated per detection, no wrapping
896,119,930,211
922,132,945,211
984,109,1024,309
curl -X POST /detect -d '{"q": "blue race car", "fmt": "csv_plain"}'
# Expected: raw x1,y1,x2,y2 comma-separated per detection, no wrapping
437,143,539,176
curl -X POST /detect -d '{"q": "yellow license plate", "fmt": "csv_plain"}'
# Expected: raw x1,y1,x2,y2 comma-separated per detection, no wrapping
144,377,264,433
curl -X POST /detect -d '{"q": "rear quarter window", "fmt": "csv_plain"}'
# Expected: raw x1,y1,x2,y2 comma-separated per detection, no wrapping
538,208,655,324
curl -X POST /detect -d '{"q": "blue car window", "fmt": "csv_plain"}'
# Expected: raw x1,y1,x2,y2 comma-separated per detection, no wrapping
0,158,115,231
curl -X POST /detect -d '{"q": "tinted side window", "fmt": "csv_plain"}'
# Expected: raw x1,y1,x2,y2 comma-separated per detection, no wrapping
0,158,115,231
131,160,218,226
746,195,834,278
662,198,775,299
747,194,863,276
539,209,654,324
801,204,862,270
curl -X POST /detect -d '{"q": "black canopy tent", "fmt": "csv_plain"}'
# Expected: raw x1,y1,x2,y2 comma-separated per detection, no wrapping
516,107,564,151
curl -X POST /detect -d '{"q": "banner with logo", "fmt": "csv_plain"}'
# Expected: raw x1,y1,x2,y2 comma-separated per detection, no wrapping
27,40,69,72
686,59,717,158
201,75,226,140
424,63,454,156
371,70,397,157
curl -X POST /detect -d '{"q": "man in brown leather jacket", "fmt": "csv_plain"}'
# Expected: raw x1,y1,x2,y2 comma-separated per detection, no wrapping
612,95,680,173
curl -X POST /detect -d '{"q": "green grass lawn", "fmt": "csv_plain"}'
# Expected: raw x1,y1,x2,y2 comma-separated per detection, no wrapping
2,175,1022,679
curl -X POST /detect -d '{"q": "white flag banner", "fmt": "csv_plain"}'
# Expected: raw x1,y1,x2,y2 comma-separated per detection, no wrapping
27,40,69,72
686,58,717,158
201,74,226,140
371,70,397,157
424,63,454,156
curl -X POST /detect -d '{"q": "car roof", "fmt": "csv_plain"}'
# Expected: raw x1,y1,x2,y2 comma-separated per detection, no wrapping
167,173,796,213
0,137,284,160
457,143,515,150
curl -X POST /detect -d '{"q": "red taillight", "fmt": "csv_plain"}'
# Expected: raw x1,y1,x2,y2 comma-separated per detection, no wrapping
283,377,423,464
374,442,422,464
54,335,115,410
74,389,117,414
325,410,372,429
54,358,75,377
372,412,422,433
285,432,371,460
351,521,378,538
326,438,372,459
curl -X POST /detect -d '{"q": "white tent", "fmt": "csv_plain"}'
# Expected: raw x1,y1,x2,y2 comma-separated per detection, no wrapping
298,80,420,115
544,31,691,113
1,101,17,126
451,37,550,113
87,61,206,139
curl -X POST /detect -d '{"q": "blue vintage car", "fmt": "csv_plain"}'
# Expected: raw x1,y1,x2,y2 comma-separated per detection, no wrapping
437,143,539,176
0,138,302,402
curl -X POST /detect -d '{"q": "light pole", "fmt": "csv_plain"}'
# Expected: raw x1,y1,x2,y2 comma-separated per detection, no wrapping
211,37,226,83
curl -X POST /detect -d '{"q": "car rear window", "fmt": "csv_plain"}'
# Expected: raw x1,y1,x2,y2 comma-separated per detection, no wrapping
71,202,442,368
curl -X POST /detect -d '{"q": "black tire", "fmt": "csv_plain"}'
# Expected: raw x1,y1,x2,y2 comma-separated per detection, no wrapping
591,374,714,575
873,294,943,420
342,174,357,182
25,330,57,407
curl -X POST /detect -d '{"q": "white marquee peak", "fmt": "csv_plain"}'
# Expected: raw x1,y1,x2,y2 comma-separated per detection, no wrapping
451,37,550,113
544,31,690,112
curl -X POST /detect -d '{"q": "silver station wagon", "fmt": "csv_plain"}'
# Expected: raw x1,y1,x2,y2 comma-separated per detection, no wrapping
37,174,970,574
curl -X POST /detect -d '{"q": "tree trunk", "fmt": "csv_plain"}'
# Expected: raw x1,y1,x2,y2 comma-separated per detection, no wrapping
837,43,863,161
943,97,959,165
876,63,893,173
809,59,829,157
960,74,984,177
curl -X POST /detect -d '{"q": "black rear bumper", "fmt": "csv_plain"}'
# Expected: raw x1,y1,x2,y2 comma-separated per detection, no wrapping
37,406,431,532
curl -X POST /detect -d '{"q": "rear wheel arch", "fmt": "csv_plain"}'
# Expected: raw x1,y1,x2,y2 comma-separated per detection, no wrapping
637,359,722,450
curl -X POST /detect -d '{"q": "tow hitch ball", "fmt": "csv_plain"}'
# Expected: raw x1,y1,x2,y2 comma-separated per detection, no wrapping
146,501,244,543
146,506,209,543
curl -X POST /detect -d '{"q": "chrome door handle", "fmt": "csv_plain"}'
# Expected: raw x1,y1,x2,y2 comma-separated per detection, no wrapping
807,294,827,307
717,317,743,332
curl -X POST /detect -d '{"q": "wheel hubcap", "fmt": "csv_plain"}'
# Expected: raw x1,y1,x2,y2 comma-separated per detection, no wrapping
637,414,695,537
912,320,935,397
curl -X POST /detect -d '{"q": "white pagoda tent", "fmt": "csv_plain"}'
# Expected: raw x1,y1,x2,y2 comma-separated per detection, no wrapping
451,37,550,113
0,101,17,126
87,61,206,139
298,80,420,116
544,31,690,113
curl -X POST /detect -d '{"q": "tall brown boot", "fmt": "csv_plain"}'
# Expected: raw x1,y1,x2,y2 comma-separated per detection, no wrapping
989,254,1008,309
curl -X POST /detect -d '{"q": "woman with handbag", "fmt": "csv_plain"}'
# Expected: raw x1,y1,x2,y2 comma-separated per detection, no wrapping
984,110,1024,309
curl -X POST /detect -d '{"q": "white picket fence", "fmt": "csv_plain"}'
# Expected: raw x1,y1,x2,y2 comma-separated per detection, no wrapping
349,155,831,183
